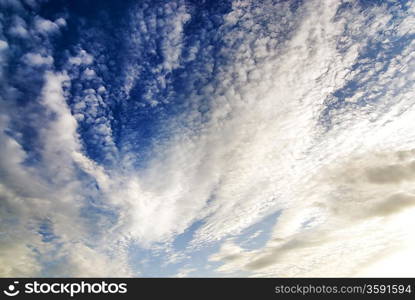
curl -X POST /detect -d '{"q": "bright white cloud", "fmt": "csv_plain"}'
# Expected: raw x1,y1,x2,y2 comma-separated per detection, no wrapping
0,72,132,277
0,40,7,50
23,52,54,66
202,0,415,277
122,0,190,99
69,50,94,65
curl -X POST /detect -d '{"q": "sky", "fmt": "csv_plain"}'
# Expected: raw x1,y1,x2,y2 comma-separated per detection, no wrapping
0,0,415,277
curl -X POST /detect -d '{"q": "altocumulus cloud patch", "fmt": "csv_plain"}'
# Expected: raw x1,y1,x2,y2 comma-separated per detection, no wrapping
0,0,415,277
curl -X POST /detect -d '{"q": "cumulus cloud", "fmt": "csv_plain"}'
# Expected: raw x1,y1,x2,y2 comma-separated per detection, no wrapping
8,16,29,38
0,40,7,50
23,52,54,66
34,17,60,34
69,50,94,65
122,0,190,100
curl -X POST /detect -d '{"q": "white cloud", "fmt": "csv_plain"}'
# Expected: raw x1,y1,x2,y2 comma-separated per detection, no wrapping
8,16,29,38
82,68,96,79
1,0,414,277
0,72,132,276
23,52,54,66
9,25,28,37
69,50,94,66
175,267,197,278
159,1,190,72
209,151,415,276
122,0,190,99
34,17,59,34
47,243,132,277
55,18,66,27
61,1,415,263
201,0,415,277
0,40,7,50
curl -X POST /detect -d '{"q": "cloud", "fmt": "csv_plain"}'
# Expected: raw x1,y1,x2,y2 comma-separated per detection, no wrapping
34,17,60,34
121,0,190,99
1,0,414,277
200,0,415,276
0,71,132,276
8,16,29,38
82,68,96,79
55,18,66,27
209,149,415,276
175,267,197,278
370,193,415,217
365,162,415,184
0,40,7,50
69,50,94,66
23,52,54,66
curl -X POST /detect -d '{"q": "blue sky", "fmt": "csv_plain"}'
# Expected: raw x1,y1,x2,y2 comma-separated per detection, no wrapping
1,0,415,277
